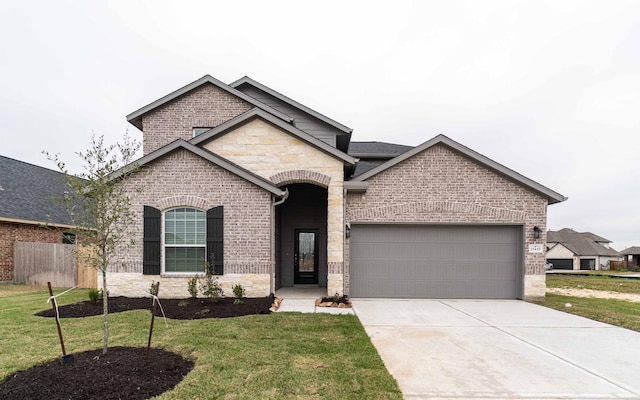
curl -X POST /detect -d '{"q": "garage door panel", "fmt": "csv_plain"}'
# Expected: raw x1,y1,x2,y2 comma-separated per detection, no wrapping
354,259,518,281
352,242,517,261
350,225,523,299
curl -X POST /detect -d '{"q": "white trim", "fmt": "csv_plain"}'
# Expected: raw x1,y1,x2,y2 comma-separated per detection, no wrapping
162,207,207,274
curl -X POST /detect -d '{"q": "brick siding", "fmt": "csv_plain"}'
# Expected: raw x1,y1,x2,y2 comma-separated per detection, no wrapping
345,144,548,296
0,221,63,281
112,149,272,275
141,83,252,155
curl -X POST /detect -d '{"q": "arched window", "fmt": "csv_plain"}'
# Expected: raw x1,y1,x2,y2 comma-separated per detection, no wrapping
164,208,206,273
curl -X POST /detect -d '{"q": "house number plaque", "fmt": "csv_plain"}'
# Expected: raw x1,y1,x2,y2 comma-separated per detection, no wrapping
528,244,544,253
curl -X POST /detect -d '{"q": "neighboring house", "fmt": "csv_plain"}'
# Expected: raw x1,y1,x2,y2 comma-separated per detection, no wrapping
0,156,77,281
106,74,566,301
620,247,640,269
546,228,621,270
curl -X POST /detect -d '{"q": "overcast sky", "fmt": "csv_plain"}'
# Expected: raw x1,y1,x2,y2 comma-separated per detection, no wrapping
1,0,638,250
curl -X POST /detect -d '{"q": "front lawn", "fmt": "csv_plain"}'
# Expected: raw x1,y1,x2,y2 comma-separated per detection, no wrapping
535,293,640,333
0,288,401,399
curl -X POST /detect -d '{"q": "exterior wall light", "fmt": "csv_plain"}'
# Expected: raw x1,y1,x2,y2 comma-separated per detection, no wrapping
533,226,542,239
345,223,351,238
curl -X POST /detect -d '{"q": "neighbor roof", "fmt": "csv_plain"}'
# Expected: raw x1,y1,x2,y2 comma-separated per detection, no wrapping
190,108,356,166
0,155,77,227
230,76,353,135
110,139,286,197
547,228,619,257
126,75,293,130
620,246,640,255
350,134,567,205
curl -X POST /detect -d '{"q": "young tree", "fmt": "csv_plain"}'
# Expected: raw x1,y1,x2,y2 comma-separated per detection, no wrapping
45,132,140,354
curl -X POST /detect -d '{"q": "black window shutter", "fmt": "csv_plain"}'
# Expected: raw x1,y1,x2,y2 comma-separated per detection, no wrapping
207,206,224,275
143,206,161,275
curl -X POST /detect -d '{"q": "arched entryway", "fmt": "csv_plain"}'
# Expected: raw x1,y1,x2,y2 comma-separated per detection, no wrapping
275,183,328,288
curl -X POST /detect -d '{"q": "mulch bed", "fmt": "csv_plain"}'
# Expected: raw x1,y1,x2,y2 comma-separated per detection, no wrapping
1,296,275,399
0,347,194,400
35,295,274,320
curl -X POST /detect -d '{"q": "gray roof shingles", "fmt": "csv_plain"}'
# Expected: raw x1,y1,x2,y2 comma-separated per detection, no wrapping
0,155,76,226
621,246,640,255
348,141,414,156
348,141,414,178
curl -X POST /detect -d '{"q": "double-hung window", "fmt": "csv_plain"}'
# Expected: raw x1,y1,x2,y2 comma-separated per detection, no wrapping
164,208,206,273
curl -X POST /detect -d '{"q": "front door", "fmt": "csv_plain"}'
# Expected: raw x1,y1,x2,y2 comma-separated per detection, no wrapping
294,229,318,284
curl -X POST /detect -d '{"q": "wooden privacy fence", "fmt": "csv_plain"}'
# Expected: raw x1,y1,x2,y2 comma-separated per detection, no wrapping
609,260,625,271
13,242,97,288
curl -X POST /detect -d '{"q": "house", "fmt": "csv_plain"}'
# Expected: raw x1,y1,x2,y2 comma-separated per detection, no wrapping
106,74,566,301
546,228,621,270
620,247,640,270
0,156,77,281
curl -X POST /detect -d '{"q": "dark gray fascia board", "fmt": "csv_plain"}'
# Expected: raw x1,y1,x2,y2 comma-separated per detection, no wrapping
344,181,369,193
190,108,356,166
230,76,353,134
351,134,567,205
126,75,293,130
110,139,285,197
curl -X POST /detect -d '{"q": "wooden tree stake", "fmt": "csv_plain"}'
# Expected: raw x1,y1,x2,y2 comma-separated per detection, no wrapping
146,283,159,359
47,282,67,357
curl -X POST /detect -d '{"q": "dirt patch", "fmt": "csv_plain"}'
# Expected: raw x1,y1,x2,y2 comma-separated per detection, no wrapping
0,284,48,297
0,346,194,400
35,296,274,319
547,288,640,303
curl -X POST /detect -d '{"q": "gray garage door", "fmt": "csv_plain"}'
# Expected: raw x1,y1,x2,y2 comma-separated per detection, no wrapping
349,224,523,299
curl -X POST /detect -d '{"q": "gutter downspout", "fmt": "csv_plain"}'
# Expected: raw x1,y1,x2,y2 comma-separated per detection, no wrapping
270,189,289,294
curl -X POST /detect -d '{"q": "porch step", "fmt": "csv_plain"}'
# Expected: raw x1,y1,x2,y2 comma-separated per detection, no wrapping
274,287,354,314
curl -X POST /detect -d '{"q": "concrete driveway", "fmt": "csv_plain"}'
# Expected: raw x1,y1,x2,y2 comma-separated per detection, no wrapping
352,299,640,399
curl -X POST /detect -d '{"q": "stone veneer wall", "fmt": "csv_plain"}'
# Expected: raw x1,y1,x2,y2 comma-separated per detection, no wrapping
345,144,548,300
141,83,252,155
203,119,346,295
107,149,273,297
0,222,63,281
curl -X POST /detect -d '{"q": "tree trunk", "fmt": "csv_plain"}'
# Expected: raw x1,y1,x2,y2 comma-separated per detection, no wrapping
102,269,109,355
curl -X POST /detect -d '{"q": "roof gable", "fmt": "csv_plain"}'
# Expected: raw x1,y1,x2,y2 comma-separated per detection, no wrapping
190,108,356,166
126,75,293,130
350,134,566,205
111,140,285,196
230,76,352,135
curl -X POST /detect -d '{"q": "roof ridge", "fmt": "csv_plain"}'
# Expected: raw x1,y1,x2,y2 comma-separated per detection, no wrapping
0,155,68,177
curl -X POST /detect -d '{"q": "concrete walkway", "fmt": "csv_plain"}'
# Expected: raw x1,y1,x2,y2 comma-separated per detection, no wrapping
274,287,354,314
352,299,640,399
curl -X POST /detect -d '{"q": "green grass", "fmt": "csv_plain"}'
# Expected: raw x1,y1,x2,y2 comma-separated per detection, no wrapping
0,288,401,399
546,274,640,294
535,293,640,332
